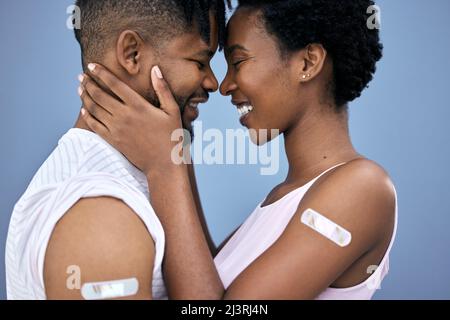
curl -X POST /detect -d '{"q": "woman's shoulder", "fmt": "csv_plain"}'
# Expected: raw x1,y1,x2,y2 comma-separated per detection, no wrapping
299,158,396,239
341,158,392,181
317,158,396,204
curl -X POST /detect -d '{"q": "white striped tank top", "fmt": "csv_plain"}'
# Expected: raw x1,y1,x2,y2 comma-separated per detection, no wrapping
5,128,167,300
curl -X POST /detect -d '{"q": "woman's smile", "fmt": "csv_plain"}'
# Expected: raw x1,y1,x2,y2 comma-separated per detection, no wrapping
233,101,254,126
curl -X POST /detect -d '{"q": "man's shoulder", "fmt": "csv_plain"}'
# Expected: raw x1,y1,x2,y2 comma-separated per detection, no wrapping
11,128,149,226
58,127,114,165
62,128,147,184
27,128,141,190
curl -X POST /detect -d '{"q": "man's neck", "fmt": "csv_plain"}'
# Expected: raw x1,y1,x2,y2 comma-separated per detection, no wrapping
74,111,92,131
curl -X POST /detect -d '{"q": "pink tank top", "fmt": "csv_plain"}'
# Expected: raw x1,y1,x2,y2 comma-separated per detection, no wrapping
214,163,398,300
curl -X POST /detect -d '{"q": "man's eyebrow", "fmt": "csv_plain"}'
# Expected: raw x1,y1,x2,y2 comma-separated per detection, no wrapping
193,49,215,58
225,44,249,57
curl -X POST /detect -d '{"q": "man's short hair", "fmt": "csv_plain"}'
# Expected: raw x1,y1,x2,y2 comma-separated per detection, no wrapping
74,0,231,67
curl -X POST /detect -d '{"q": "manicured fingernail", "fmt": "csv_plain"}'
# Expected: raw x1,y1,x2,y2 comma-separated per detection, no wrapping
88,63,96,73
78,86,83,96
78,74,85,83
153,66,163,79
81,108,86,116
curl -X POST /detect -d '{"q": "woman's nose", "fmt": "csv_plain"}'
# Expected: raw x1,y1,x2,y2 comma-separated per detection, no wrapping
220,74,237,96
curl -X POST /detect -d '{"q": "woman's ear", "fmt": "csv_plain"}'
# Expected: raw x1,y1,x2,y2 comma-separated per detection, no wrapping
116,30,146,76
297,43,327,82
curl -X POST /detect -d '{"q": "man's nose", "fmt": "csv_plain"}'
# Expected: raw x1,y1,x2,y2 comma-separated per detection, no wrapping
203,70,219,93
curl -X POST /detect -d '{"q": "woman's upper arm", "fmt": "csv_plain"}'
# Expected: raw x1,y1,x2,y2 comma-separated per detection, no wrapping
224,160,396,299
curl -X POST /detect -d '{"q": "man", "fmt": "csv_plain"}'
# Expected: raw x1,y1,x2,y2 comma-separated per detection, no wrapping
5,0,228,300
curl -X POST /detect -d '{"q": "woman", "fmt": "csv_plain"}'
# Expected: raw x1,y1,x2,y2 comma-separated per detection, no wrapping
78,0,397,299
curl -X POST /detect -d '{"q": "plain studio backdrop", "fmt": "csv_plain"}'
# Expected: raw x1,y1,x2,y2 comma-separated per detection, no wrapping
1,0,449,299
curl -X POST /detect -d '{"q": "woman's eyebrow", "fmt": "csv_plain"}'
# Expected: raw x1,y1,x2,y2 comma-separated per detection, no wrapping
225,44,249,57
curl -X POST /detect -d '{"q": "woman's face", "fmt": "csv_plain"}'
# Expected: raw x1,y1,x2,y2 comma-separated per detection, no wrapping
220,8,306,145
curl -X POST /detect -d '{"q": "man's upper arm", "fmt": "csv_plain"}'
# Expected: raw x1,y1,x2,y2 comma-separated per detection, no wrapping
224,160,396,299
44,197,155,300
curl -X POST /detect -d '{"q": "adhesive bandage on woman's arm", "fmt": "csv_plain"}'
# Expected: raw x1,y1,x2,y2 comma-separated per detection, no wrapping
301,208,352,247
81,277,139,300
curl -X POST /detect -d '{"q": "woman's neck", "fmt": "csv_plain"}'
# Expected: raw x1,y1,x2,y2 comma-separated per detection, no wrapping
284,106,361,184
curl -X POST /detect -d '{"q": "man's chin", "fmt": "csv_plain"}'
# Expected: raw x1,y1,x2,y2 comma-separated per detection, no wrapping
182,105,199,140
183,103,200,126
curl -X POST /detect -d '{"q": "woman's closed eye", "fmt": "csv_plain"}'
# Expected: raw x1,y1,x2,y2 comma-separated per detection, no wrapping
232,58,247,69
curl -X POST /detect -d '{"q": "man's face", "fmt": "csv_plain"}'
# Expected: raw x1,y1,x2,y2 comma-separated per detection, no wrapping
136,14,220,132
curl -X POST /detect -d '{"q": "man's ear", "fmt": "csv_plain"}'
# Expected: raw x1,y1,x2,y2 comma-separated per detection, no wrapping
294,43,327,82
116,30,145,75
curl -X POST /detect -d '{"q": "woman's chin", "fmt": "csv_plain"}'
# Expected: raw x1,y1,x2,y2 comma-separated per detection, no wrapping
248,127,280,146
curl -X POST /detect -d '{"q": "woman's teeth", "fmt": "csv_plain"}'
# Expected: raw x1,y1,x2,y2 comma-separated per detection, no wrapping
237,104,253,117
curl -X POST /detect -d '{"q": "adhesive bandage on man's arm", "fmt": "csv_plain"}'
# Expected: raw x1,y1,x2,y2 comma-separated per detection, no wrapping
81,278,139,300
301,208,352,247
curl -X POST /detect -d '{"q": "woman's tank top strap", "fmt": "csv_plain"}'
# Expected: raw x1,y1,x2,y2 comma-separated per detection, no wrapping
258,162,349,209
303,162,348,188
285,162,349,203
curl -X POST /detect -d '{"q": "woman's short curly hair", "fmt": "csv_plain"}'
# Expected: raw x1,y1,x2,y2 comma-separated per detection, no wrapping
237,0,383,107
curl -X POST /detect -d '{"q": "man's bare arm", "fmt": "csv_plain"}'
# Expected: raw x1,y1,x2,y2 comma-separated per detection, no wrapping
44,197,155,300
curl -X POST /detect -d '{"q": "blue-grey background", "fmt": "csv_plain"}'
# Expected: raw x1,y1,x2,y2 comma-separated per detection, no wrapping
1,0,449,299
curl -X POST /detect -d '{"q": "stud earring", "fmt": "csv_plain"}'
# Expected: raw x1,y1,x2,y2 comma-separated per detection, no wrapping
302,74,311,80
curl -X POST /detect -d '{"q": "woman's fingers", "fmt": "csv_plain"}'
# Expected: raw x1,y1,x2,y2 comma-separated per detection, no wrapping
79,85,113,128
79,74,123,115
86,63,147,108
80,107,110,139
151,66,181,117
